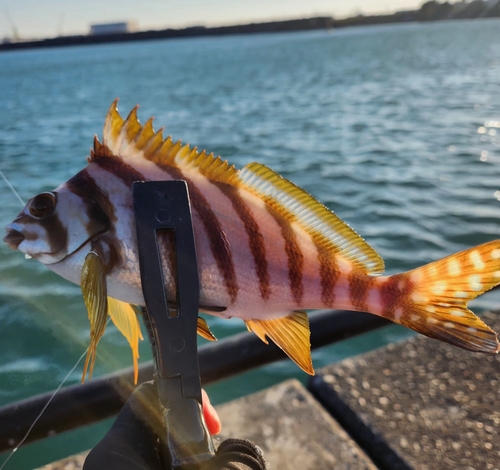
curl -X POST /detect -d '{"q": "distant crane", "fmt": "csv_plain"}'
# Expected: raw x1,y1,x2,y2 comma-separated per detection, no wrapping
3,9,19,40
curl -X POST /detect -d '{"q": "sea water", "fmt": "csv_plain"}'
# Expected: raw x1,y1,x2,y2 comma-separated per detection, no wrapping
1,19,500,468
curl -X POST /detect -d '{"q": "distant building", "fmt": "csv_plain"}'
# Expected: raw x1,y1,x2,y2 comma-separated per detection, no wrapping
90,22,138,36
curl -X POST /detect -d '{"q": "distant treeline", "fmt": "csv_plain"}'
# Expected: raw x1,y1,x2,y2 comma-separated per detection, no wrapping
2,0,500,52
336,0,500,26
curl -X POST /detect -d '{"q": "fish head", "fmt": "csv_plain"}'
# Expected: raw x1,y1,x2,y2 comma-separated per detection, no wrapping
3,183,110,265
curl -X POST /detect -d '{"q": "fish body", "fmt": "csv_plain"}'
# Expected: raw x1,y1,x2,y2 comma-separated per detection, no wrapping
4,102,500,380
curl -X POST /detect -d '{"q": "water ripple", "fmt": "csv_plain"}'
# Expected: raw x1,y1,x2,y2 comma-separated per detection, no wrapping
1,21,500,458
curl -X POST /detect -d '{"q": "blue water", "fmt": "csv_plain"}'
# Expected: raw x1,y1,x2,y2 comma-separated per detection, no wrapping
1,19,500,468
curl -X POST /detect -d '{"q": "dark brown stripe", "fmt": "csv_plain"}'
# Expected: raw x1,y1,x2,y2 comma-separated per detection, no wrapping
92,138,114,158
39,212,68,256
91,238,121,275
156,164,239,303
66,168,119,273
214,182,270,301
153,244,227,313
379,273,415,317
315,241,340,307
67,168,116,225
11,205,68,256
267,206,304,305
348,271,371,312
92,154,146,187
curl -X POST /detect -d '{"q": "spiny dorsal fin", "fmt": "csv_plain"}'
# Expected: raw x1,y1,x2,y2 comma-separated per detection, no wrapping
98,101,239,184
173,148,239,185
239,163,384,275
197,317,218,341
245,311,314,375
107,298,144,385
102,99,124,155
81,251,108,383
98,102,384,273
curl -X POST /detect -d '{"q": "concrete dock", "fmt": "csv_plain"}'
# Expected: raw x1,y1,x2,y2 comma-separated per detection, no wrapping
39,311,500,469
309,311,500,470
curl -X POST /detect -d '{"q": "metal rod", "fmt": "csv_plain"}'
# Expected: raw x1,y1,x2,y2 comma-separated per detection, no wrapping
0,310,389,453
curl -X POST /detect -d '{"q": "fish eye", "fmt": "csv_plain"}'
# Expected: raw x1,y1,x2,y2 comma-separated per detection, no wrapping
29,192,57,218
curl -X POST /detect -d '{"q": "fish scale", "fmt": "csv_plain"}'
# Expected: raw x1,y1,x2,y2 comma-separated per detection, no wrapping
3,100,500,383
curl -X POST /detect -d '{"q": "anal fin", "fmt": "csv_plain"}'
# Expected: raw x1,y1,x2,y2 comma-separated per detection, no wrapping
245,311,314,375
107,298,144,384
138,304,218,342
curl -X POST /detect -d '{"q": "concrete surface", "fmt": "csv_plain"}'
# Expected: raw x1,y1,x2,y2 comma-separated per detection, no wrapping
38,454,86,470
38,380,376,470
310,311,500,470
216,379,377,470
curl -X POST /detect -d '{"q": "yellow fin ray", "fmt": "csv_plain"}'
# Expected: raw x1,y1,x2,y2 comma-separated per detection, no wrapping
90,135,113,161
81,251,108,383
102,99,124,156
141,125,165,159
107,298,144,384
168,143,239,183
118,106,143,158
99,102,239,183
133,117,157,153
239,163,384,275
197,317,218,341
246,311,314,375
245,320,268,344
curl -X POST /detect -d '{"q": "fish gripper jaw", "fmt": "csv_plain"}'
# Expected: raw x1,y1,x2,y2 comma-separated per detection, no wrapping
133,180,215,468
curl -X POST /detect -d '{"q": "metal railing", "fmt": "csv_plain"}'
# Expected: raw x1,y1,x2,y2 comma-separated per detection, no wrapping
0,309,389,453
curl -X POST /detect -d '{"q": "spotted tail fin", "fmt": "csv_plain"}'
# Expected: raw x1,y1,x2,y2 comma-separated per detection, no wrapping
394,241,500,353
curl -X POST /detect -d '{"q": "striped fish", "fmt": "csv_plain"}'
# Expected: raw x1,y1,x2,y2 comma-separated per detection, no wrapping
4,101,500,383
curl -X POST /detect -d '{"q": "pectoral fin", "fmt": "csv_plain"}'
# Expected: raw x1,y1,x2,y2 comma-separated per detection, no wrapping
197,317,217,341
107,298,144,384
245,311,314,375
81,251,108,383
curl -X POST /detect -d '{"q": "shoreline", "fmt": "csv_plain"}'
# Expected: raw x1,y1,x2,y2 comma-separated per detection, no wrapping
2,1,500,53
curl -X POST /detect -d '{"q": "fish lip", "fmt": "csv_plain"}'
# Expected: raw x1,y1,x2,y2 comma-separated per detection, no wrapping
3,229,25,249
7,227,109,265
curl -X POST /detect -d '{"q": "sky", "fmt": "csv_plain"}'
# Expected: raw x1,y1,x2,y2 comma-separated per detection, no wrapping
0,0,425,40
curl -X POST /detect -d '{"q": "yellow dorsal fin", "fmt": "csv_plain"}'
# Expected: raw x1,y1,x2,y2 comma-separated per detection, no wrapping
81,251,108,383
107,298,144,385
98,102,239,184
98,102,382,274
173,147,239,184
197,317,218,341
239,163,384,275
119,106,144,155
245,311,314,375
102,99,124,155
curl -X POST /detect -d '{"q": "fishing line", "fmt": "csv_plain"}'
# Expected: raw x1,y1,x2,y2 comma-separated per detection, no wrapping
0,169,25,206
0,170,118,467
0,348,88,470
0,317,112,470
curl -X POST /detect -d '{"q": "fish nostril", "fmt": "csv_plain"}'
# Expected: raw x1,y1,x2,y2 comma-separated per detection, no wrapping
3,229,25,249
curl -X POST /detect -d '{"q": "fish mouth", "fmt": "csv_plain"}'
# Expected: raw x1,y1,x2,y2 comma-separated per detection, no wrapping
3,229,25,250
3,226,107,264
